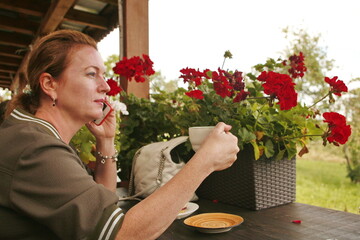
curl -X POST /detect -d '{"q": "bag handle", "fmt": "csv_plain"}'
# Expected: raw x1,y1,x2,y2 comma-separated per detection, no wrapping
118,146,169,201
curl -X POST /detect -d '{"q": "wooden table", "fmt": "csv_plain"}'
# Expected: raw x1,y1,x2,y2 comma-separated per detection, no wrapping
118,198,360,240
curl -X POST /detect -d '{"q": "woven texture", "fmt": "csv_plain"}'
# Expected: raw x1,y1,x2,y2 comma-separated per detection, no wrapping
196,145,296,210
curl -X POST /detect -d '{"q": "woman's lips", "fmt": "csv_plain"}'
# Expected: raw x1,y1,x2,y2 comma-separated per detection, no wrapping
94,99,105,108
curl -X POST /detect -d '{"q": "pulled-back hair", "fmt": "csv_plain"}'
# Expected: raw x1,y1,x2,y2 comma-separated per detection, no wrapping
7,30,98,115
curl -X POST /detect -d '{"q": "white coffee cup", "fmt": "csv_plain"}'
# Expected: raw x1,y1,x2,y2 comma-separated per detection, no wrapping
188,126,215,152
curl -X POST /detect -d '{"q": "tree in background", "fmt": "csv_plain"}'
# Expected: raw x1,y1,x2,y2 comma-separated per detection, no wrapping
104,54,119,78
343,82,360,183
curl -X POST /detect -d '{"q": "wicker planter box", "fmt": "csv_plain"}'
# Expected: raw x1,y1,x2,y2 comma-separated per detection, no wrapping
196,144,296,210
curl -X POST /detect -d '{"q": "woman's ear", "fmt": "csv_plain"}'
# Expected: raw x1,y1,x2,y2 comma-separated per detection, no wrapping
39,72,58,100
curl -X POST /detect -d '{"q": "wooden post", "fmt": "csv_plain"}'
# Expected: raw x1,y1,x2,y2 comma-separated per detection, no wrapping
119,0,149,99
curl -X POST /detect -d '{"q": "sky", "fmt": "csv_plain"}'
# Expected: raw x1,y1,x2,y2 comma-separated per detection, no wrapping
98,0,360,90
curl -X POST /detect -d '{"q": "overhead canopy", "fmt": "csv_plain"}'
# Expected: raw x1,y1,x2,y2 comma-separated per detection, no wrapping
0,0,119,90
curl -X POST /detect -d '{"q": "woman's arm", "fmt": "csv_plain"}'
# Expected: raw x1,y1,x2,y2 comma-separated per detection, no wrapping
116,122,239,240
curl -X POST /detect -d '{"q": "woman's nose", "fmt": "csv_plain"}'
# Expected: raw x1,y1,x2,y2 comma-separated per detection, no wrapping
99,77,110,93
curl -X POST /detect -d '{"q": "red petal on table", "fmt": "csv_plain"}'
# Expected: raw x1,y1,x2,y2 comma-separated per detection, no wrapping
292,220,302,224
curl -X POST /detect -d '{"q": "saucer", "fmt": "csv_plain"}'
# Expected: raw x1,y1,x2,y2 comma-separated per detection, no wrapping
176,202,199,219
184,212,244,233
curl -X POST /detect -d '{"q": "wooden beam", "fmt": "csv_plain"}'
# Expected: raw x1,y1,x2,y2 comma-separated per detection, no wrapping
82,4,119,42
37,0,77,35
120,0,149,99
0,45,25,59
0,56,21,67
0,80,12,85
64,9,108,30
96,0,118,6
0,15,38,35
0,82,11,89
0,80,11,83
0,72,12,80
0,31,32,48
0,0,48,17
0,64,17,74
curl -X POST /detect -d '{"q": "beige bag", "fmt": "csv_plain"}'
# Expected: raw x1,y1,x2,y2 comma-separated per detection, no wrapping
120,136,198,201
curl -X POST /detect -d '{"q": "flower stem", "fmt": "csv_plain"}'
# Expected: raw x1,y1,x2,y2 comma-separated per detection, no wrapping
308,92,329,109
277,134,323,141
247,96,270,100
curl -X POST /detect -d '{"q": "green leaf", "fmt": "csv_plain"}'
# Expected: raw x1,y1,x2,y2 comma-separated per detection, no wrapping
275,149,286,161
264,140,275,158
238,127,256,143
285,141,297,159
250,141,260,160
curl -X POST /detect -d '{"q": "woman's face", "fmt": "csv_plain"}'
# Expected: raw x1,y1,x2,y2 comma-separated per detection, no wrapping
55,45,110,124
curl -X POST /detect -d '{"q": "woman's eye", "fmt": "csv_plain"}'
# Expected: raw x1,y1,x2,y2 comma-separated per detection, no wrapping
87,72,96,77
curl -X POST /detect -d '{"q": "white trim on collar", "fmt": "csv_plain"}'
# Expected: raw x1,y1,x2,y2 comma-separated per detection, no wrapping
11,109,62,140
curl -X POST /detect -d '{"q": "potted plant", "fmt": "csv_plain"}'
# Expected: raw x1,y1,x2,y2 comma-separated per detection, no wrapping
74,52,352,210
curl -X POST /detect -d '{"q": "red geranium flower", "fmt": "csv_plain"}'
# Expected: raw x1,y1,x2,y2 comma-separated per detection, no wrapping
287,52,307,78
257,71,298,110
224,70,245,91
323,112,351,145
185,89,204,100
211,68,233,98
106,78,122,96
179,68,205,86
113,54,155,82
233,90,250,103
325,76,348,96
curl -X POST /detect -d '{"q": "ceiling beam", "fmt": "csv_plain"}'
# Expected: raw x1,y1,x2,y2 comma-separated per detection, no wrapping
0,72,12,79
96,0,118,6
0,0,49,17
0,80,11,83
0,82,11,88
64,9,109,30
0,64,17,74
37,0,77,35
0,56,21,67
0,45,25,59
0,31,32,48
0,15,38,35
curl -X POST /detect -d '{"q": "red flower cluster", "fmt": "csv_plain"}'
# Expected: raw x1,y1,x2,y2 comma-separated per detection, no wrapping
211,68,234,98
180,68,249,103
257,71,298,110
180,68,208,86
286,52,307,78
113,54,155,83
106,78,122,96
185,89,204,99
325,76,348,96
323,112,351,145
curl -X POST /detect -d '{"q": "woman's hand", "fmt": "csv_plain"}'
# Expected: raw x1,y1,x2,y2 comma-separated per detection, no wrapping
195,122,240,172
86,104,116,140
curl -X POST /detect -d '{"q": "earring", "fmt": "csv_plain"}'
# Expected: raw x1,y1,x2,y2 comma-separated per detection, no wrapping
52,98,56,107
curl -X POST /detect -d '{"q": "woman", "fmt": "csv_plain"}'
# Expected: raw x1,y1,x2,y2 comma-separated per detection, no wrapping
0,30,239,240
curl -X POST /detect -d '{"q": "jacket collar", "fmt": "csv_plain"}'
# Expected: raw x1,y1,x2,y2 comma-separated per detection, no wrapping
10,108,62,140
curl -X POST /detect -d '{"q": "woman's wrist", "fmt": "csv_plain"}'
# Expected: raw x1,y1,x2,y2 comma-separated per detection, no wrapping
95,137,116,164
96,149,118,164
